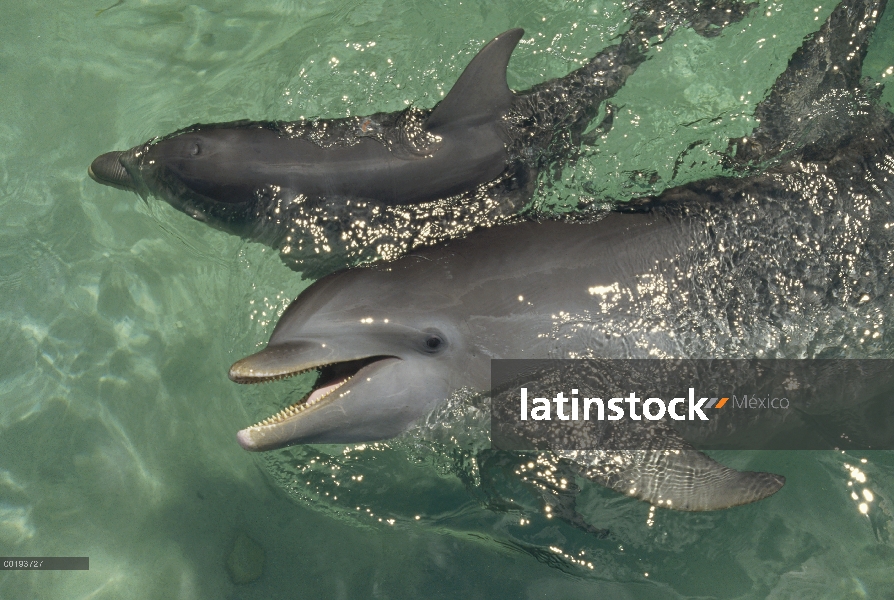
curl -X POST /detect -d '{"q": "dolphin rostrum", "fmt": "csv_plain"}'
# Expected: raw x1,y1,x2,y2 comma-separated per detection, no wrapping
229,0,892,511
88,2,755,276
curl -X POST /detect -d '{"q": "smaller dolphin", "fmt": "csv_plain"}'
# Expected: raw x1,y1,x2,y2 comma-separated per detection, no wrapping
89,29,526,210
88,2,756,273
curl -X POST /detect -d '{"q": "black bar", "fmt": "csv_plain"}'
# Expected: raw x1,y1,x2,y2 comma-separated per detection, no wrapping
0,558,88,570
491,359,894,451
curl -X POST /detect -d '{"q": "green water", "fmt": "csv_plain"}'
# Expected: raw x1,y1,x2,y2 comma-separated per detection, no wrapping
2,0,894,598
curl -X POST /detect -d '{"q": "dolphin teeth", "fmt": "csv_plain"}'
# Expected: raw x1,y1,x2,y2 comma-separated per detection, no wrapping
239,356,390,431
234,363,333,385
248,375,352,429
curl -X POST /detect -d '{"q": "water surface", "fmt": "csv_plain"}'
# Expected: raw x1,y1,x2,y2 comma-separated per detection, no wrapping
2,0,894,598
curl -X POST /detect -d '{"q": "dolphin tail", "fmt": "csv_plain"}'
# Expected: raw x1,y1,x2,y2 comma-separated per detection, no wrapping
512,1,758,167
731,0,888,165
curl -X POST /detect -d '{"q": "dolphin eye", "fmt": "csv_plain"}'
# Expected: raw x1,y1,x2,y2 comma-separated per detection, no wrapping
423,334,446,353
190,143,201,156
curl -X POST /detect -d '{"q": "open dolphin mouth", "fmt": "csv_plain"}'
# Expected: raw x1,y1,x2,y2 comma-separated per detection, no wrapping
229,353,395,450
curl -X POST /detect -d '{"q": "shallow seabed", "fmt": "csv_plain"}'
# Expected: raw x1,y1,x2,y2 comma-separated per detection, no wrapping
2,0,894,598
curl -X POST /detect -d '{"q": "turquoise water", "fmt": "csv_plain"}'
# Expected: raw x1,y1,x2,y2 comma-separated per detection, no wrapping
2,0,894,598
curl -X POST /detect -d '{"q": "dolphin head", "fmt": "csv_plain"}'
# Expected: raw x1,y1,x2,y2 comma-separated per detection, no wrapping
89,125,280,236
229,261,485,450
137,126,272,205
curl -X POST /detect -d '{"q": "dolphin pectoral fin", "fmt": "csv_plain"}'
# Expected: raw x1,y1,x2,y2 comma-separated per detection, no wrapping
570,450,785,511
424,28,524,132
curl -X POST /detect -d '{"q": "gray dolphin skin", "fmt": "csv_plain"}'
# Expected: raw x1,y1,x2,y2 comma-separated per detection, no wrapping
90,28,526,207
230,0,892,511
88,2,754,275
228,213,793,511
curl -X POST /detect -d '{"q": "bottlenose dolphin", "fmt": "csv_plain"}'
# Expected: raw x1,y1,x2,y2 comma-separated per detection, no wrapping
88,1,754,275
228,214,792,511
229,0,892,511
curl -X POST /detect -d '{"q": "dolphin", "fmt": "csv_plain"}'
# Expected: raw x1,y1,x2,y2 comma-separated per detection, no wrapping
228,0,892,511
228,212,794,511
88,1,755,275
90,28,527,207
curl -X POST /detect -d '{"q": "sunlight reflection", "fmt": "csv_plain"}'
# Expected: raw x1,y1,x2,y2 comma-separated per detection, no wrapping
843,456,876,517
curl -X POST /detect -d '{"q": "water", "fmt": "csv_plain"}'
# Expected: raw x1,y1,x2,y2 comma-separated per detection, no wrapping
2,0,894,597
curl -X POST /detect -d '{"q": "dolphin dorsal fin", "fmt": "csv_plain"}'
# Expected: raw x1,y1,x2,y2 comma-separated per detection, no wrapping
425,28,524,132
